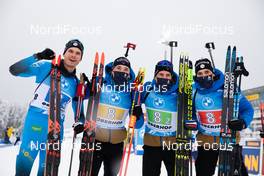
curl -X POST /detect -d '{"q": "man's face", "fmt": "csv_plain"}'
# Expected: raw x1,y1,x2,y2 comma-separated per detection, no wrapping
196,69,214,78
112,65,130,75
155,70,172,80
63,47,82,69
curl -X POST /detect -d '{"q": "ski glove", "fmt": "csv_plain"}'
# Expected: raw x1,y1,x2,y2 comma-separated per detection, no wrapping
132,105,143,120
73,120,97,134
228,119,246,131
234,61,249,77
72,122,84,134
34,48,55,60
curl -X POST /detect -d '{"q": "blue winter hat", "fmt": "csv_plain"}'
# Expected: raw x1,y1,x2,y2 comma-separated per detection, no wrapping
154,60,174,76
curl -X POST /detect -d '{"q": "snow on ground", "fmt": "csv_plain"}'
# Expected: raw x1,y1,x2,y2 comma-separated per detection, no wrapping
0,128,169,176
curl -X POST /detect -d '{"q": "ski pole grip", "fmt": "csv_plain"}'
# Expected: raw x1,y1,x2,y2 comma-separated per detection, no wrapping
169,41,178,47
124,43,136,57
205,42,215,50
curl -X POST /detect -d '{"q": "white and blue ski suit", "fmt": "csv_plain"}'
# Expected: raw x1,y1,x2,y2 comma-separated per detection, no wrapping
9,55,83,176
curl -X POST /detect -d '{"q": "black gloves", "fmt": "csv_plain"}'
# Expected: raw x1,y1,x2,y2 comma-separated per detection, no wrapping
132,105,143,120
35,48,55,60
228,119,246,131
72,122,84,134
72,121,96,134
234,61,249,77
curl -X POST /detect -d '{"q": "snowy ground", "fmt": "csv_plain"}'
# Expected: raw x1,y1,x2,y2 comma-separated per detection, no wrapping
0,129,169,176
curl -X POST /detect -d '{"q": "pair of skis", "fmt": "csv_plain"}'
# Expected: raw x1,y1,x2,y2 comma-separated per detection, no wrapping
75,52,104,176
119,68,145,176
78,52,105,176
45,55,62,176
175,54,193,176
218,46,248,176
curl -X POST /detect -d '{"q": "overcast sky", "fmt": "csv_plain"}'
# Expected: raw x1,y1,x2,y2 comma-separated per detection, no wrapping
0,0,263,106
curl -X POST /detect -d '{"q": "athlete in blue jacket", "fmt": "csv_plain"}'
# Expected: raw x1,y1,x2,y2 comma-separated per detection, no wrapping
192,58,254,176
9,39,85,176
74,56,143,176
140,60,179,176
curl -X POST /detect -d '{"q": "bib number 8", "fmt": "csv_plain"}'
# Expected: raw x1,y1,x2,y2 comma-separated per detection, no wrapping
108,108,116,120
154,112,161,123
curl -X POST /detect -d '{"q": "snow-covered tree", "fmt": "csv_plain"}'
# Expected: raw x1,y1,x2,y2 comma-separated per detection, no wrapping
0,99,26,138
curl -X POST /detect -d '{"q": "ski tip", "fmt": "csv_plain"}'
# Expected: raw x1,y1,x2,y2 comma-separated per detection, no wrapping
52,55,61,66
101,52,105,62
188,60,193,68
95,52,99,62
227,45,231,50
232,46,236,52
139,67,146,73
57,55,62,65
180,52,184,57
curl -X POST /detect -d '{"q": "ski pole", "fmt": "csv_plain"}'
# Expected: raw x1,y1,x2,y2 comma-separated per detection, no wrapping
124,43,136,57
68,74,86,176
168,41,177,64
205,42,216,69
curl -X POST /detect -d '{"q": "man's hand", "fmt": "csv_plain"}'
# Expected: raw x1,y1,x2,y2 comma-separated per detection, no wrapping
35,48,55,60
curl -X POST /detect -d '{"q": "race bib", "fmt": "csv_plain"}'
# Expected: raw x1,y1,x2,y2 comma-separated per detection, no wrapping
30,83,71,114
146,107,176,135
96,103,129,129
197,109,222,135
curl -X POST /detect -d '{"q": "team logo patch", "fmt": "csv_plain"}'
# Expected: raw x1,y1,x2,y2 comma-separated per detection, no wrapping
153,98,165,108
202,97,214,108
110,93,121,104
73,42,78,46
200,64,205,69
61,77,69,89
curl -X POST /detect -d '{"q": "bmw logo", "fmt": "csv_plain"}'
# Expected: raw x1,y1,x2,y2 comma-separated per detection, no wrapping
153,98,165,108
61,77,69,89
110,93,121,104
202,97,214,108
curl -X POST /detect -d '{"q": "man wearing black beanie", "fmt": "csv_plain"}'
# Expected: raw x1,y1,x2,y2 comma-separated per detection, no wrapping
192,58,253,176
10,39,86,176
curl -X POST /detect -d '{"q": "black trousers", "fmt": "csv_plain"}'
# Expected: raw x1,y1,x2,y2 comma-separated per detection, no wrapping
195,146,248,176
143,145,175,176
92,140,124,176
